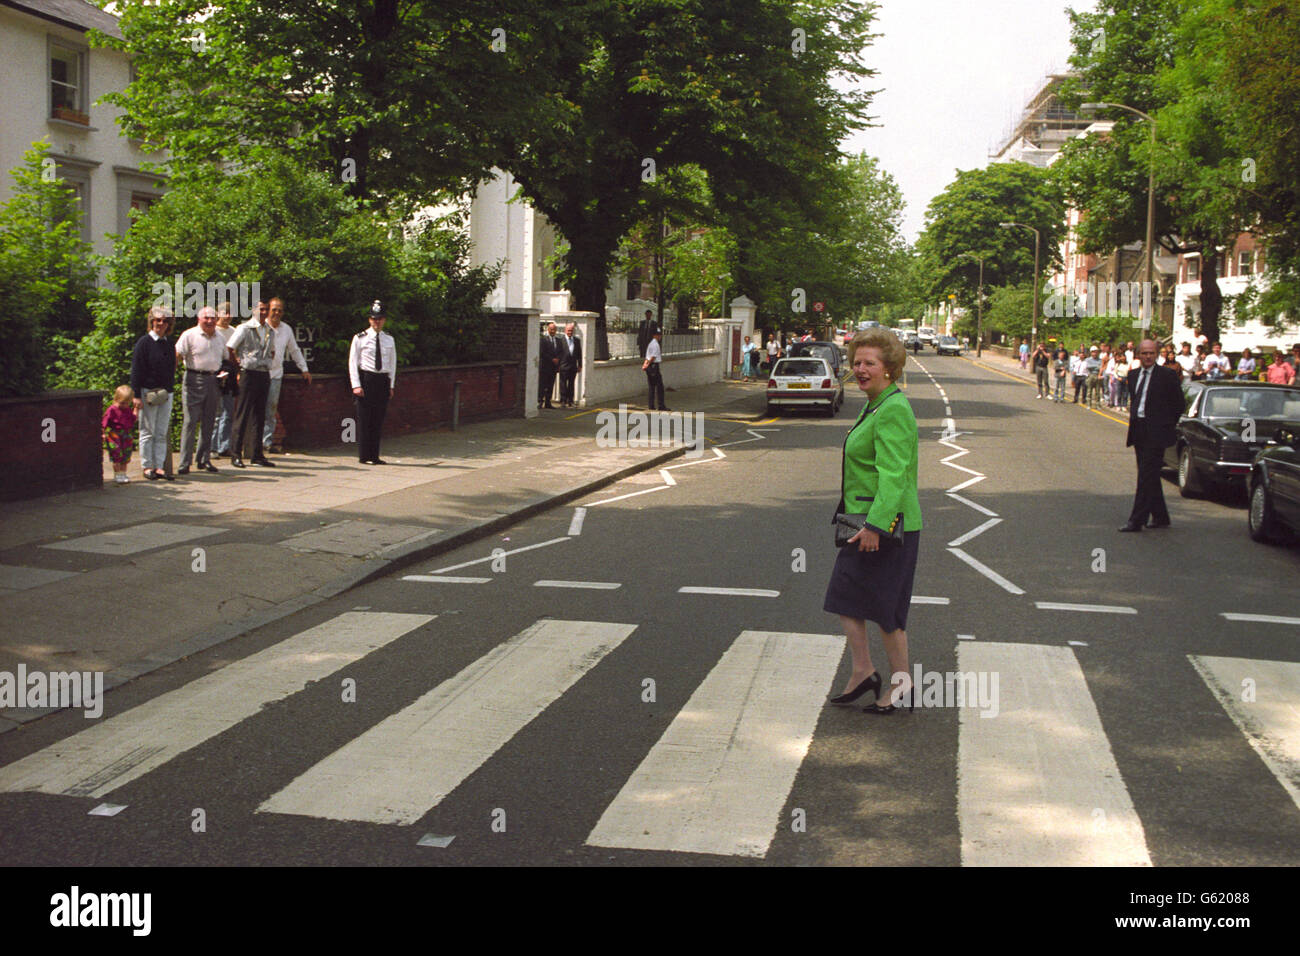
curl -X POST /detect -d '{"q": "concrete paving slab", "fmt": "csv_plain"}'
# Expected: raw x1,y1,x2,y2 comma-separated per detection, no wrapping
281,521,441,558
0,564,81,592
41,522,228,555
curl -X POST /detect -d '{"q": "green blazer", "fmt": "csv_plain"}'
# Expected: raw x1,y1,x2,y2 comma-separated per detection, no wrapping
838,384,923,534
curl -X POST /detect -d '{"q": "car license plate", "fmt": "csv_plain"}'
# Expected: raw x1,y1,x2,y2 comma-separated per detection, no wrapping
787,382,811,389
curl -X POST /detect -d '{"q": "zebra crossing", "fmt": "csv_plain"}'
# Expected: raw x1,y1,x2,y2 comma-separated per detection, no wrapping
1,611,1297,863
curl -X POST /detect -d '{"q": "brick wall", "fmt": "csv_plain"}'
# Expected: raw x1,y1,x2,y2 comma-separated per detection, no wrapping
274,361,521,449
0,390,105,501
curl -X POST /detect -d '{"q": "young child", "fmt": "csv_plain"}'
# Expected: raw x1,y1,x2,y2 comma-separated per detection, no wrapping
103,385,138,484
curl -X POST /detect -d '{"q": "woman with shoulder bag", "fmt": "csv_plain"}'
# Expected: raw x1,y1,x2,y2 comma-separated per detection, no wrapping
824,329,923,714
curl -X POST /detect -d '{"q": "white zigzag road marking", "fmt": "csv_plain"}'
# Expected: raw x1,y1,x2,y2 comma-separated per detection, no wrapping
912,358,1022,594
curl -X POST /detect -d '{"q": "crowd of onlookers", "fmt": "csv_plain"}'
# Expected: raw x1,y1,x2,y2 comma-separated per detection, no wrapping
1024,337,1300,409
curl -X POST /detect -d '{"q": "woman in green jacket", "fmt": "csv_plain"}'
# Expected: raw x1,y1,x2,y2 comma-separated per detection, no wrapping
824,329,922,714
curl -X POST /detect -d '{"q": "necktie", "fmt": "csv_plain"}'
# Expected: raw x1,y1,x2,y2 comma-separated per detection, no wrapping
1136,369,1149,417
374,332,382,372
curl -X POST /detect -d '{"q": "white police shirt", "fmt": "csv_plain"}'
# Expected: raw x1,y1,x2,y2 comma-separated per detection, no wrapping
348,328,396,389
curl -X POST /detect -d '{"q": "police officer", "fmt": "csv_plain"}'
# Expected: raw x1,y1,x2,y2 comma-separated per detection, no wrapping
348,300,396,464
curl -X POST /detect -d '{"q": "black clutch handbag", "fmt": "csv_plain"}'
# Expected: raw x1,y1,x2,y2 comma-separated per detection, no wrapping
834,512,904,548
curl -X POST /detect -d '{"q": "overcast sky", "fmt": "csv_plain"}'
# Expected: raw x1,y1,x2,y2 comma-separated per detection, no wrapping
842,0,1094,242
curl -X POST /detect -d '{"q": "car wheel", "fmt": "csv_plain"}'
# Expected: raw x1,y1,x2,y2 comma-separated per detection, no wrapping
1177,445,1205,498
1248,479,1282,543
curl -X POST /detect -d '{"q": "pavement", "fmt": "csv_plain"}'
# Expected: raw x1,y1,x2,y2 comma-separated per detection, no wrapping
0,378,770,732
955,347,1134,422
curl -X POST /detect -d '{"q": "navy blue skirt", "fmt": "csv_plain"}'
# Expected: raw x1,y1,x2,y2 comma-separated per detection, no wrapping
823,531,921,632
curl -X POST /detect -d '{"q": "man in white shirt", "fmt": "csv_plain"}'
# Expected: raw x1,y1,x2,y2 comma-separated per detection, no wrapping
347,300,396,464
1203,342,1230,380
1174,342,1196,374
263,297,312,452
226,299,277,467
175,306,227,474
643,328,668,410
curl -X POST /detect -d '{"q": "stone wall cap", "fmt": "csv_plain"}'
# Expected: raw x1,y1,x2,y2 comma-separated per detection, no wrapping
0,389,106,406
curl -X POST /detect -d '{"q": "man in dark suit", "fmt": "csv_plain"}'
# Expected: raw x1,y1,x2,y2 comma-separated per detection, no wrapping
538,321,559,408
558,321,582,406
1121,338,1185,531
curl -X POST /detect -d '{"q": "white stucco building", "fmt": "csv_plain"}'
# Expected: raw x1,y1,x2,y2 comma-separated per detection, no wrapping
0,0,167,269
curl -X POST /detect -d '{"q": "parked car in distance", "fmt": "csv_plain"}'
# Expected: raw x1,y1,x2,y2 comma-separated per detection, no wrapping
1248,427,1300,543
1163,381,1300,499
918,327,937,346
767,357,844,417
935,336,963,356
785,340,844,378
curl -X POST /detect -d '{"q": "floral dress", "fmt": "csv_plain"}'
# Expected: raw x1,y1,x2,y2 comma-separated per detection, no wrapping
102,403,138,465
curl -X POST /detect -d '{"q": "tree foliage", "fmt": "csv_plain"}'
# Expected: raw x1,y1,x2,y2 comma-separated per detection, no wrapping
55,156,498,395
0,142,96,396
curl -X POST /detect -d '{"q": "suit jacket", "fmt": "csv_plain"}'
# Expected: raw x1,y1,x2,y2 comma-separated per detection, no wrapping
1126,363,1183,448
559,334,582,371
838,385,923,534
539,334,558,367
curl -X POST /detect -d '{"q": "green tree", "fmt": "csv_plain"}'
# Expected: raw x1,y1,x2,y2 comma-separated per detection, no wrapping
501,0,878,355
1055,0,1254,342
0,141,96,396
97,0,560,209
1218,0,1300,330
56,157,498,394
913,162,1065,317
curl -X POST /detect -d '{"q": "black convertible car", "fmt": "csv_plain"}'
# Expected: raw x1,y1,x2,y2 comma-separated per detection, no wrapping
1164,381,1300,498
1248,428,1300,543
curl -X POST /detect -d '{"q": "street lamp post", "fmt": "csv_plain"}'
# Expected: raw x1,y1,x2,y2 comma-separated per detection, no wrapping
999,222,1040,352
955,252,984,357
1080,101,1157,330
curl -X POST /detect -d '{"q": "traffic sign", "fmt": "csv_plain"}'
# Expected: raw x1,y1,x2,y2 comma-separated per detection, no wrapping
813,301,824,312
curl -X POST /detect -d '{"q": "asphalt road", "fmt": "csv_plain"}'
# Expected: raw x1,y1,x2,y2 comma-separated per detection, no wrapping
2,354,1297,868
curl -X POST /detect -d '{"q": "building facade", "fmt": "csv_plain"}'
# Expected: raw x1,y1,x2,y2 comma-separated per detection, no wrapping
0,0,167,268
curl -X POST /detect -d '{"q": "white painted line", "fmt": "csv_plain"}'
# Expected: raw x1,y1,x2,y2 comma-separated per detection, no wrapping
258,620,637,825
940,448,971,463
567,507,587,536
658,468,677,486
664,447,727,467
588,485,673,506
1036,602,1137,615
942,461,984,478
1068,641,1089,646
946,475,986,494
1190,655,1300,812
88,803,126,817
948,518,1002,548
402,575,493,584
911,596,951,605
678,587,781,598
430,536,571,573
587,630,842,857
959,642,1150,866
946,493,998,517
0,612,433,799
945,406,953,416
947,547,1024,595
957,634,976,641
1220,613,1300,627
534,580,621,590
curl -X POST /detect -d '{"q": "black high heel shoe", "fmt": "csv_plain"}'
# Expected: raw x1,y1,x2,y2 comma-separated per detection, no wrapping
829,671,881,705
863,679,917,715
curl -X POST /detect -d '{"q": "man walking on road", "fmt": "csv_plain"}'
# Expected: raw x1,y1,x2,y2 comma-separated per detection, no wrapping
1120,339,1184,532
